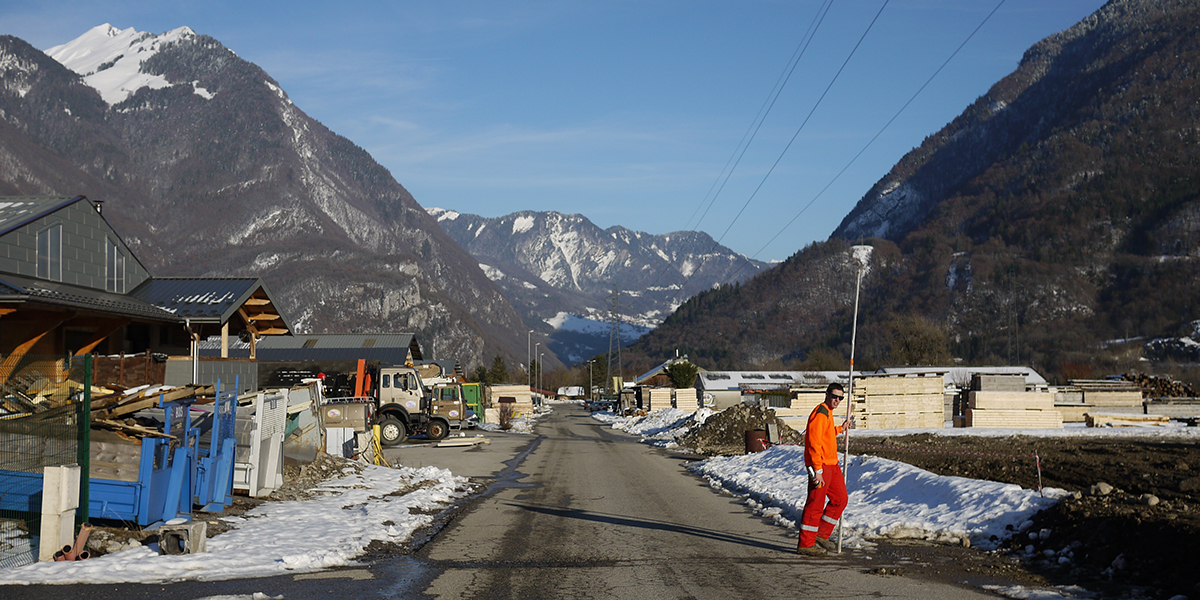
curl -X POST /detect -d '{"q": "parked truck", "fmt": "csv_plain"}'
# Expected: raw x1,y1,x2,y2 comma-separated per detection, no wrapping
374,364,469,444
315,360,470,445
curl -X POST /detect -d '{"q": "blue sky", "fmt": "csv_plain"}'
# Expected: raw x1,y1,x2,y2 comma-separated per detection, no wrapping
3,0,1106,262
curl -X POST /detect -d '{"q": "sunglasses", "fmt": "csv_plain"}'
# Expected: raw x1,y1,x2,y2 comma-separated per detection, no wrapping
829,393,844,400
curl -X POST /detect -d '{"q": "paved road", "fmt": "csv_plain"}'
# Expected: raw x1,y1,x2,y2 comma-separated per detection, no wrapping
374,404,1002,600
4,404,1008,599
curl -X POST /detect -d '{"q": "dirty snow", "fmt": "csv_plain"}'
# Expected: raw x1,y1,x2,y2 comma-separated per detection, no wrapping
0,464,468,585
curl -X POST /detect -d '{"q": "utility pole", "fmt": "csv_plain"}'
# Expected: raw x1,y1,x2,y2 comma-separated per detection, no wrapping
605,285,623,396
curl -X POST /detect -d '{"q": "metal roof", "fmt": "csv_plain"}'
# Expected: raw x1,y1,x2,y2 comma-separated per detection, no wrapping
129,277,293,334
0,272,179,321
0,196,82,236
696,371,854,390
875,366,1047,387
256,333,423,364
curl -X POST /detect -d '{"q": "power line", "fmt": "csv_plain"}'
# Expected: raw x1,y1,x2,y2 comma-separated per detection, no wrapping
684,0,836,234
724,0,1010,282
674,0,892,298
644,0,836,298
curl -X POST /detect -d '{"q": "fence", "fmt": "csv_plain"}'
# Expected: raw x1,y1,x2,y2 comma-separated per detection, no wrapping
0,354,91,569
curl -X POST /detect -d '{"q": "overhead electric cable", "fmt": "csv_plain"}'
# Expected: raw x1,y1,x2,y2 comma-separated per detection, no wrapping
712,0,890,249
672,0,891,299
684,0,836,234
644,0,836,299
724,0,1010,281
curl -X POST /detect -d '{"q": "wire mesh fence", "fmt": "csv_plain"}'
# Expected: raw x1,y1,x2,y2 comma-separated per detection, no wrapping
0,354,90,569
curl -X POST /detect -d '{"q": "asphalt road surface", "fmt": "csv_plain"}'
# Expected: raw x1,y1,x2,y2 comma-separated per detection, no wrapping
376,404,1004,600
4,404,1014,599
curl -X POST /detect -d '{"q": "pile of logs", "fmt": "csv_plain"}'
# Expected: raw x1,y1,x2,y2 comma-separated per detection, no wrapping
1122,373,1197,399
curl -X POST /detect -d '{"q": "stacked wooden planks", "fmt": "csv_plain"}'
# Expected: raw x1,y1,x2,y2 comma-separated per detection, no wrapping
487,384,535,417
963,373,1061,428
675,388,701,411
850,375,945,429
1086,413,1170,427
648,388,673,411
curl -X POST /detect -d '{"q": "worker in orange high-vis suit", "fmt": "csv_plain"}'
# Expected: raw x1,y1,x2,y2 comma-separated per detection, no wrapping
798,382,854,556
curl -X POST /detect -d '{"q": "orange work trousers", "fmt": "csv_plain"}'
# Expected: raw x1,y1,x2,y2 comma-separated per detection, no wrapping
798,462,847,549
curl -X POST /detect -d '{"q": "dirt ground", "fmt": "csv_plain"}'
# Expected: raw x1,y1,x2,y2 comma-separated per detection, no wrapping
849,432,1200,600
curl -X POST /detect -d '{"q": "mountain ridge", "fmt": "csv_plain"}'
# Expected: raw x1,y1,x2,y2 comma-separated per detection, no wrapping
428,207,769,363
0,27,532,369
626,0,1200,380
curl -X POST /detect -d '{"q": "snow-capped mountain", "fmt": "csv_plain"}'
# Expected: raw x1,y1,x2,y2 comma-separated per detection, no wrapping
46,24,207,105
0,25,531,369
427,208,769,363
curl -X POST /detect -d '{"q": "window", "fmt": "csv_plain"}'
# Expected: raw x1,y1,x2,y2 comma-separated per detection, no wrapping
36,224,61,281
106,238,125,292
381,374,391,388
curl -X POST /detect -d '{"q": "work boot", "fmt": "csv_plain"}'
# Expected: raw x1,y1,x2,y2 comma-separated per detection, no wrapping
814,536,838,552
796,544,827,556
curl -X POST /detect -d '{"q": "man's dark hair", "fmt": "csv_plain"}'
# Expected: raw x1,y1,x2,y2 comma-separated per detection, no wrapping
826,382,844,395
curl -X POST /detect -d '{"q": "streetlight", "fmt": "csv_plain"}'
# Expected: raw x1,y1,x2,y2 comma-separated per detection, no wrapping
539,352,545,399
587,359,594,402
533,342,540,390
527,329,534,388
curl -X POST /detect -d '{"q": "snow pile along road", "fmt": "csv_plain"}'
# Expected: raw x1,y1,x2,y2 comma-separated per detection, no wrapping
0,463,469,585
691,444,1067,549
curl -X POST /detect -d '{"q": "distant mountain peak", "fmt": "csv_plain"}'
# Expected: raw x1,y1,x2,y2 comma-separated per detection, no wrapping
45,24,204,105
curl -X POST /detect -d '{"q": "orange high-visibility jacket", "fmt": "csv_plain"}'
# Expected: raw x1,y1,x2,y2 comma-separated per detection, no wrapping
804,402,844,468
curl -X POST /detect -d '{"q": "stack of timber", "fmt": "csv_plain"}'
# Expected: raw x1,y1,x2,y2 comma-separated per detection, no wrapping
775,387,826,419
648,388,672,411
675,388,701,411
486,384,534,417
1073,379,1143,406
964,374,1061,428
1086,412,1171,427
850,375,944,429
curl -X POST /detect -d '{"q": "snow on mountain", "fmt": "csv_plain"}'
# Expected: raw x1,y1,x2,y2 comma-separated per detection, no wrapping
45,24,208,105
430,208,767,364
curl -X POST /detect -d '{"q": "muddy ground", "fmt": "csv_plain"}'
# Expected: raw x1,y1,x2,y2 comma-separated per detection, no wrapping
849,433,1200,600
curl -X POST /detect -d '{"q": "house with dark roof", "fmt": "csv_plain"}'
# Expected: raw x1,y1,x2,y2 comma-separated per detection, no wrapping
253,333,424,389
0,196,292,392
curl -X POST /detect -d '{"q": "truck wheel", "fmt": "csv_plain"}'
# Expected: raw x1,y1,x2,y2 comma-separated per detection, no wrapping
427,418,450,441
379,416,408,446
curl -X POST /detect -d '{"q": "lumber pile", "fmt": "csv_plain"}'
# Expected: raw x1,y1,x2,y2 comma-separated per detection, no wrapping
487,384,535,417
675,388,701,411
850,375,944,429
647,388,672,411
959,374,1062,428
1071,379,1144,407
1086,412,1171,427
